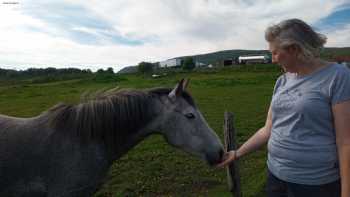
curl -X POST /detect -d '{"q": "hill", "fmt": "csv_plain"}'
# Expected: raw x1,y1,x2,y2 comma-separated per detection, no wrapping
117,65,138,74
179,49,269,65
321,47,350,59
116,47,349,73
177,47,350,65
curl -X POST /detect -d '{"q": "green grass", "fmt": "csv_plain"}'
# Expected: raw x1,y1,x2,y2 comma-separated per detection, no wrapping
0,66,281,196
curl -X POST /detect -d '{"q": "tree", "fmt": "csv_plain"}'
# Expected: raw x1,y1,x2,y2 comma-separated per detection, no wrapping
106,67,114,74
138,62,154,74
182,57,195,70
96,69,105,74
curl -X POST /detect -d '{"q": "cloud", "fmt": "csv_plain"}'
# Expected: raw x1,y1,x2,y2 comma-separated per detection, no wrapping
323,24,350,47
19,0,145,46
0,0,349,71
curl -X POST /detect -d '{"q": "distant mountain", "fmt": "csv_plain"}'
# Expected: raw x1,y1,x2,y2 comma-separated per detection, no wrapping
117,65,138,74
321,47,350,59
177,49,269,64
117,47,350,73
175,47,350,64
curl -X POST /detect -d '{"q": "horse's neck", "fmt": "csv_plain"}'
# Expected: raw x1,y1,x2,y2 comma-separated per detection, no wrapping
110,129,148,161
110,102,164,161
103,98,163,162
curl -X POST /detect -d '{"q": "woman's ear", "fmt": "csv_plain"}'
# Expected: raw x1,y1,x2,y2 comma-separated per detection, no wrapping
285,44,295,52
286,44,301,58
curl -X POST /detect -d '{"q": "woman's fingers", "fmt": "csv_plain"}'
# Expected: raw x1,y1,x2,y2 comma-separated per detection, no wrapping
216,151,236,168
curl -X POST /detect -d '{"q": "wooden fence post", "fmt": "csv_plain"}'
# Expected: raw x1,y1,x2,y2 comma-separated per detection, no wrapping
224,111,242,197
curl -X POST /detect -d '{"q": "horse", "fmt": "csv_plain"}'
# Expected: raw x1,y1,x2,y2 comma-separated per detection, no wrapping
0,79,224,197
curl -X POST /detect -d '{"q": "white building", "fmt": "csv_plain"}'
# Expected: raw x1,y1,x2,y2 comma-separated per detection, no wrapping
238,55,271,64
195,61,206,67
159,58,182,68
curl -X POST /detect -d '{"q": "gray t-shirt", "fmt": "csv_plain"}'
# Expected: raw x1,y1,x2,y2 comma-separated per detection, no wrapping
267,63,350,185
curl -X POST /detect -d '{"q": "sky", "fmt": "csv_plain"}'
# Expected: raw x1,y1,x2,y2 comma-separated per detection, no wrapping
0,0,349,72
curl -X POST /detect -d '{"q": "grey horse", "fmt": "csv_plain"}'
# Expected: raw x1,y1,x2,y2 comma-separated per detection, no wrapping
0,79,224,197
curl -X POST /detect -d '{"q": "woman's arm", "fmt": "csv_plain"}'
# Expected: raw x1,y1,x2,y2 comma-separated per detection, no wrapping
332,100,350,197
217,106,272,167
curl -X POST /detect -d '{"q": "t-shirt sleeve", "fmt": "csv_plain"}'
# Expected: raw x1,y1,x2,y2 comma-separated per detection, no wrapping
273,74,284,95
331,65,350,105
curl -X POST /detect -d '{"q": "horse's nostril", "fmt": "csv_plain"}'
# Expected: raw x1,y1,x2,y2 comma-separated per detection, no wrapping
206,149,225,166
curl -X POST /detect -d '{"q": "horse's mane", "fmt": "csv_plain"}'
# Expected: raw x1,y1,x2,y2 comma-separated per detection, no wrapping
45,87,195,150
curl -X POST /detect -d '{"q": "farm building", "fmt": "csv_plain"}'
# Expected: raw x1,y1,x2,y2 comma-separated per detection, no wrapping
238,55,271,64
223,59,234,66
159,58,182,68
195,61,207,67
222,57,240,66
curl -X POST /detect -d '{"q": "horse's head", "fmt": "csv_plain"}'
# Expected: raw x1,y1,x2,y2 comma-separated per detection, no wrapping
156,79,224,166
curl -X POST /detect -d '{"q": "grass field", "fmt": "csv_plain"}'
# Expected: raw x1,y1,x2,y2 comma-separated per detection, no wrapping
0,65,282,196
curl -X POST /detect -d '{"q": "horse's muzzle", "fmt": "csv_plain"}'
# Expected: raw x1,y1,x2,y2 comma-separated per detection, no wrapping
206,148,224,166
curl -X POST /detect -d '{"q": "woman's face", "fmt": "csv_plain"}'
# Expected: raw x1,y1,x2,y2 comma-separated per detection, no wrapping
269,41,298,72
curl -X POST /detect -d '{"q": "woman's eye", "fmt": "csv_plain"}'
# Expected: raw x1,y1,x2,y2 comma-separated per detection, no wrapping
185,113,195,119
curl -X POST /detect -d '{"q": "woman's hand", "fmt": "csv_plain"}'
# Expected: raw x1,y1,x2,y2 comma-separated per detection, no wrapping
216,150,237,168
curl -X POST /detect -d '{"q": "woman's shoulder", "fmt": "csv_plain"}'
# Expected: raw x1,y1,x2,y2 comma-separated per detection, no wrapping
327,62,349,71
274,73,289,89
329,63,350,77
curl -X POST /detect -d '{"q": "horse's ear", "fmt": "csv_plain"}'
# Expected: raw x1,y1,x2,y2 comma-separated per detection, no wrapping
182,78,190,90
168,78,185,101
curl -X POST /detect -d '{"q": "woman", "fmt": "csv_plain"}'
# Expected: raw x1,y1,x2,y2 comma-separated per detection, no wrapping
217,19,350,197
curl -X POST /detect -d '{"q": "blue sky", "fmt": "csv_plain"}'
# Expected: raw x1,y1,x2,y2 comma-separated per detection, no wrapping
0,0,349,71
316,6,350,29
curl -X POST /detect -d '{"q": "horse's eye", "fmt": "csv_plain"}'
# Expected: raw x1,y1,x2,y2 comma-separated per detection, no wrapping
185,113,195,119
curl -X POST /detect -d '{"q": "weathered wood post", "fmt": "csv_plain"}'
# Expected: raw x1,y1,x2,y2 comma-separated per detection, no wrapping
224,111,242,197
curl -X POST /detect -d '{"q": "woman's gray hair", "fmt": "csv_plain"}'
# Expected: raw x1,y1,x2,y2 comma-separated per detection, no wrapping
265,18,327,59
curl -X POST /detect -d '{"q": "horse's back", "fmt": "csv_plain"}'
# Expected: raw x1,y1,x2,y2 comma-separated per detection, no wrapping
0,115,50,195
0,114,110,196
0,177,47,197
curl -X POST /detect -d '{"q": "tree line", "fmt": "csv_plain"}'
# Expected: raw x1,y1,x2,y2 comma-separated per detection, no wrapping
0,67,115,79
